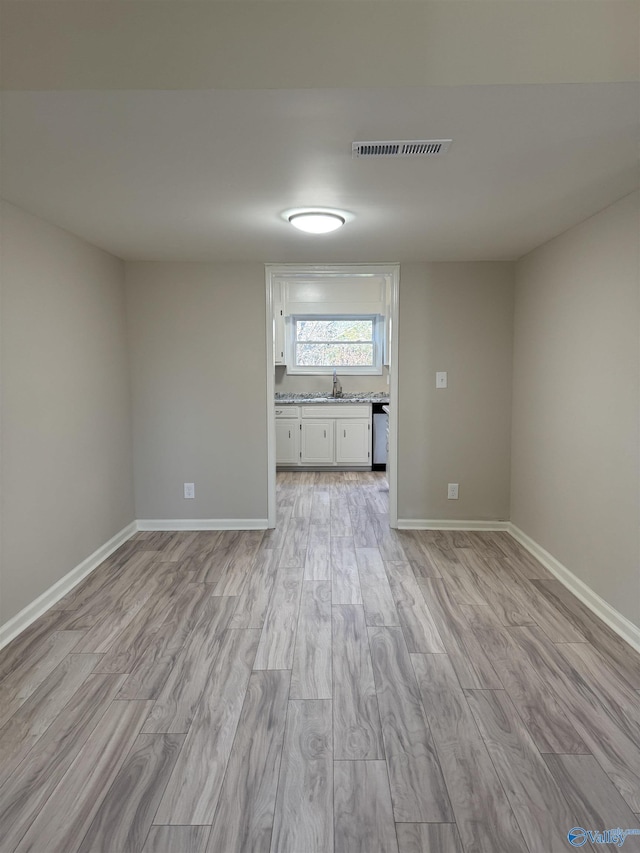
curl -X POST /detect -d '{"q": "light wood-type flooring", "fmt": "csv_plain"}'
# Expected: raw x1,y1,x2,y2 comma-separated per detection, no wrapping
2,471,640,852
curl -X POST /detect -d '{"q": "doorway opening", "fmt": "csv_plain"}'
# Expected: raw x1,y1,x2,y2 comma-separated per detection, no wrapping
265,264,400,528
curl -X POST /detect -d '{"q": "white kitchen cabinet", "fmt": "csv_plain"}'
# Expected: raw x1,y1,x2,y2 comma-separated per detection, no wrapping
274,281,286,365
301,420,334,465
336,419,371,465
276,419,300,464
276,403,374,467
383,281,391,367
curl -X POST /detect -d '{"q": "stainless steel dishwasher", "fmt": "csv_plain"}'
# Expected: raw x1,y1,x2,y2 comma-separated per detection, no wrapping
372,402,389,471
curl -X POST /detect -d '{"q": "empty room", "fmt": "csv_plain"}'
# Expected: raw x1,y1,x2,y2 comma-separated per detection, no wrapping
1,2,639,852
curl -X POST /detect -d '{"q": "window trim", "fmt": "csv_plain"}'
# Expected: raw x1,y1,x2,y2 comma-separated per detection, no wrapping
287,313,384,375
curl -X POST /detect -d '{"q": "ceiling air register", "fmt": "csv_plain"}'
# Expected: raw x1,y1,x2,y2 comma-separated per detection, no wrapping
352,139,452,158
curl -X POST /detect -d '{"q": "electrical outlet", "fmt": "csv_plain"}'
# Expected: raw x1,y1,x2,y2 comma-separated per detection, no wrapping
436,371,448,389
184,482,195,499
447,483,459,500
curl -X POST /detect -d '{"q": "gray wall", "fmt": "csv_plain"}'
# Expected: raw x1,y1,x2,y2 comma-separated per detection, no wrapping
1,202,135,624
275,368,389,396
127,260,514,525
511,192,640,627
125,262,268,522
397,262,515,522
6,205,637,635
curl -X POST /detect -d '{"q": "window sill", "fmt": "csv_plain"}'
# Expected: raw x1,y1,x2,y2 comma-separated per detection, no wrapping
286,367,383,376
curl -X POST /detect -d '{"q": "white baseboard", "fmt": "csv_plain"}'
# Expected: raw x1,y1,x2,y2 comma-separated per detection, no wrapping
0,521,137,652
508,523,640,655
5,514,639,660
397,518,509,531
136,518,269,531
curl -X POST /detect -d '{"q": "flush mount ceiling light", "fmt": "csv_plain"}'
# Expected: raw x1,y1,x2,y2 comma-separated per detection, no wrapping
284,208,350,234
288,211,345,233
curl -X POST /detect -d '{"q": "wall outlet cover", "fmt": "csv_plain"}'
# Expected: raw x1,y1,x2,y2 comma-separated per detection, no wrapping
436,371,448,388
184,482,195,499
447,483,459,500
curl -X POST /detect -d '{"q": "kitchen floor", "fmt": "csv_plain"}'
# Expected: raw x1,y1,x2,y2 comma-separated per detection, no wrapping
1,471,640,852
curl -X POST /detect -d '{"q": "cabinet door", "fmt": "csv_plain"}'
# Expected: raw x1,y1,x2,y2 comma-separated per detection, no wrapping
301,420,334,465
274,282,286,365
336,419,371,465
276,420,299,464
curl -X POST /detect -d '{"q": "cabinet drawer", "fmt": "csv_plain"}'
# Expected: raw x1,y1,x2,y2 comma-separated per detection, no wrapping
301,405,370,419
275,406,300,418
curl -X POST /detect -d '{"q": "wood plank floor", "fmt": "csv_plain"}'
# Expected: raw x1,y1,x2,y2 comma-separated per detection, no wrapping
1,471,640,852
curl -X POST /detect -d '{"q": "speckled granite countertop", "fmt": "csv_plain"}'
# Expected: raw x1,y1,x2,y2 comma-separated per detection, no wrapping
275,392,389,404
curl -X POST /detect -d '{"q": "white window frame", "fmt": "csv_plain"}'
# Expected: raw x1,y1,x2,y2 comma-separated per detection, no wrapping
287,314,384,375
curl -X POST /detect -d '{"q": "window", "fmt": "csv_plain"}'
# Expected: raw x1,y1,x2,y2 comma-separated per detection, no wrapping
289,315,382,374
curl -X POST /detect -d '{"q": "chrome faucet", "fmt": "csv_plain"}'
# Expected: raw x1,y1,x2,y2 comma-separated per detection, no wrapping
332,369,343,398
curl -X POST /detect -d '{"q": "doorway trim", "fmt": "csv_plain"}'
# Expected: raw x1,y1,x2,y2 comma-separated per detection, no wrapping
265,263,400,528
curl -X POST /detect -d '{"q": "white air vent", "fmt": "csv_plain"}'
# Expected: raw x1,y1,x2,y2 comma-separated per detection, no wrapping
352,139,452,158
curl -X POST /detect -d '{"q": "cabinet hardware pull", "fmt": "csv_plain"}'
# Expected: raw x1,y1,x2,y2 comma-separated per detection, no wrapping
288,430,291,439
324,430,326,438
344,430,346,438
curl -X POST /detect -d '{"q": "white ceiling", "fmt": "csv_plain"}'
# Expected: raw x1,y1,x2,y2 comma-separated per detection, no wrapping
1,1,638,263
2,83,636,262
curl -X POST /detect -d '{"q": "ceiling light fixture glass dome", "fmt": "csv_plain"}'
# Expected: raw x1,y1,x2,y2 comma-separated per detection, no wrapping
288,211,346,234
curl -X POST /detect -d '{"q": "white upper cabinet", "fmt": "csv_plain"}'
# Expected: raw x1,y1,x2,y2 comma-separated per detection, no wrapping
383,280,391,367
273,280,286,365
